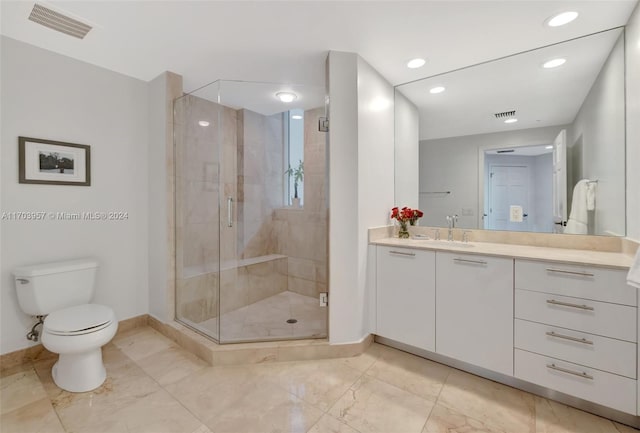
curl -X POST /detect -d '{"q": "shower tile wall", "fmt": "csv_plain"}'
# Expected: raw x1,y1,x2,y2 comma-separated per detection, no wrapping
236,109,285,259
274,107,328,299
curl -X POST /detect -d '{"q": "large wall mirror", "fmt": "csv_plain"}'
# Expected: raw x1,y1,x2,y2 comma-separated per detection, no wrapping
395,27,626,237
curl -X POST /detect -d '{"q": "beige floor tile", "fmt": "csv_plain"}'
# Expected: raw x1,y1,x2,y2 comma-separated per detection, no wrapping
57,388,202,433
340,343,390,373
307,414,362,433
268,358,363,411
35,344,159,410
366,347,450,401
422,404,506,433
135,344,208,386
328,375,434,433
0,397,65,433
205,381,324,433
437,369,535,433
535,397,622,433
0,362,34,379
164,364,274,422
113,327,175,361
0,369,47,415
190,424,214,433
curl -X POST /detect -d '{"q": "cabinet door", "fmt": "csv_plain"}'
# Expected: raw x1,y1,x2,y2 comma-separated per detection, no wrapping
376,246,436,351
436,252,514,375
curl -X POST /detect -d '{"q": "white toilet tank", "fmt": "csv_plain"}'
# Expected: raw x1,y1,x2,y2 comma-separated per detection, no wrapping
13,259,99,316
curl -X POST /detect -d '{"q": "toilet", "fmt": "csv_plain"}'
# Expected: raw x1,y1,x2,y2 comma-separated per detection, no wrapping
13,259,117,392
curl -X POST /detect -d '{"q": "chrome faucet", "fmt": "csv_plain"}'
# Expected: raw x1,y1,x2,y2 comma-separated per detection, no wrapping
446,214,458,241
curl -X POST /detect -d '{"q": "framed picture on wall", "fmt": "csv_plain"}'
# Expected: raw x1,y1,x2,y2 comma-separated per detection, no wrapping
18,137,91,186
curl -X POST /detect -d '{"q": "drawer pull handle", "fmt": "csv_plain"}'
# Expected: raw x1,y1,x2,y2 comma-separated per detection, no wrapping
546,331,594,345
545,268,595,277
453,258,487,265
546,299,594,311
546,363,594,380
389,250,416,257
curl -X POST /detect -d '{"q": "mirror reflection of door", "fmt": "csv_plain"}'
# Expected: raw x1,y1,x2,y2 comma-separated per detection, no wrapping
483,146,554,233
487,164,530,232
552,129,567,232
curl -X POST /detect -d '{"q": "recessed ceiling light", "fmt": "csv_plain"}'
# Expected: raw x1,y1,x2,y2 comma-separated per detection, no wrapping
545,145,554,149
198,120,210,127
504,118,518,124
291,115,303,120
543,58,566,69
276,92,297,103
429,86,445,94
547,11,579,27
407,58,426,69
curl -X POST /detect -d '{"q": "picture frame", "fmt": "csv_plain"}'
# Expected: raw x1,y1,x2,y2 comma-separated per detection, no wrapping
19,136,91,186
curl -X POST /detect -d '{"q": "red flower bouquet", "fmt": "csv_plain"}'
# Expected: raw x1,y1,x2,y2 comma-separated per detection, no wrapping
391,206,424,238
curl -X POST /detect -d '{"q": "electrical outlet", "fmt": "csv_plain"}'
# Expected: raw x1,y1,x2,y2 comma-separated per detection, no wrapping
319,292,328,307
462,208,474,216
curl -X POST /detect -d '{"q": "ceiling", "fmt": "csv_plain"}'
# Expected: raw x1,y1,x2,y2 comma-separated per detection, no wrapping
1,1,637,96
399,27,624,140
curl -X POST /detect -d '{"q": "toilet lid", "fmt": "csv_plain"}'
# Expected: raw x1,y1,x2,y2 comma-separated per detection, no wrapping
44,304,115,336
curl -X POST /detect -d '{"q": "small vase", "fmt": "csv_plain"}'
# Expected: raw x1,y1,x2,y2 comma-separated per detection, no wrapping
398,223,410,239
292,197,301,208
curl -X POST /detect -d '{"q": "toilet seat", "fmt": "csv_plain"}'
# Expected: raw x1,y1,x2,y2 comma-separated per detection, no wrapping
44,304,115,336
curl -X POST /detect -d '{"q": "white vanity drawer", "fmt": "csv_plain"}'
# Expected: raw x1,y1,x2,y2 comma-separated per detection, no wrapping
515,349,637,415
515,289,637,342
515,319,636,378
515,260,635,306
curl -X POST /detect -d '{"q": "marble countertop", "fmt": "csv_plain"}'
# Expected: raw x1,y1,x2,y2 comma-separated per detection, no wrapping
371,237,634,270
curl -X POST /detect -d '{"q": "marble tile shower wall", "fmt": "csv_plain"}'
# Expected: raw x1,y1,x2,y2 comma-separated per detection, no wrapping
236,109,286,259
276,107,328,299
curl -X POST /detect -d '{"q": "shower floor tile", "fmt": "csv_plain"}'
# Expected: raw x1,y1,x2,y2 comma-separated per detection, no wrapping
199,291,327,343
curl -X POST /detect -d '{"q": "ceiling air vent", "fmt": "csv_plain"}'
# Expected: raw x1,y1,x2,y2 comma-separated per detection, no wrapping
494,110,516,119
28,3,92,39
497,149,515,153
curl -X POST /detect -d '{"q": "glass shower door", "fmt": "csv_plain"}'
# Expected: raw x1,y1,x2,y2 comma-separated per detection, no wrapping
217,80,328,343
174,81,222,342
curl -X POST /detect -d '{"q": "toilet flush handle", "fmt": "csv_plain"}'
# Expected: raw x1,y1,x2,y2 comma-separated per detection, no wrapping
16,278,29,284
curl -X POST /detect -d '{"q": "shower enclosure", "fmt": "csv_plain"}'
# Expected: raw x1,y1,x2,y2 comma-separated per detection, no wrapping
174,80,328,343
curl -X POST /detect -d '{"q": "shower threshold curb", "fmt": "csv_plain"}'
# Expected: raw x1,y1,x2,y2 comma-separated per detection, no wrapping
148,316,373,365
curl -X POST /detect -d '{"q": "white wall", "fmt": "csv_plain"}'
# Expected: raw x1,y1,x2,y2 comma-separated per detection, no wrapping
420,124,566,229
394,90,419,208
0,37,150,354
570,34,625,237
626,3,640,241
327,52,395,344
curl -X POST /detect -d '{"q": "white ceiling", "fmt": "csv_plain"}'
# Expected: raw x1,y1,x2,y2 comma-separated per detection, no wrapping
399,27,624,140
1,1,637,96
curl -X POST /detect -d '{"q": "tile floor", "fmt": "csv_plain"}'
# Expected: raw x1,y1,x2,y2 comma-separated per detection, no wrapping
197,291,327,342
1,325,638,433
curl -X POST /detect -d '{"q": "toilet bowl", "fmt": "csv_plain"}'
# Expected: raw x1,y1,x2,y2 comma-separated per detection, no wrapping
41,304,118,392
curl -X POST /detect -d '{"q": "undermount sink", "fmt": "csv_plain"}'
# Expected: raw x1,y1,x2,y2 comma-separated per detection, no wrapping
413,239,475,248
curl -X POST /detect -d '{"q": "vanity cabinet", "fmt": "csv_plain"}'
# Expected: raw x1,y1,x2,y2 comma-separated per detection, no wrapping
376,246,436,351
435,252,514,376
514,259,637,414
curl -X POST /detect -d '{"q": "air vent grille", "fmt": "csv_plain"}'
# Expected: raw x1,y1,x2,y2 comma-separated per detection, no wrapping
494,110,516,119
28,3,92,39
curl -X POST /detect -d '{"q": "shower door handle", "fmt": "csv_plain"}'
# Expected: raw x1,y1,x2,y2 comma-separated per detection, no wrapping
227,197,233,227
